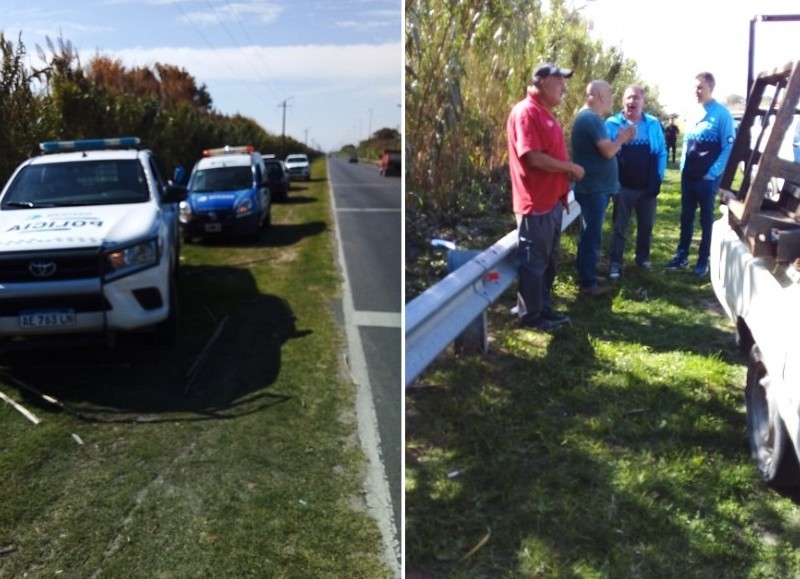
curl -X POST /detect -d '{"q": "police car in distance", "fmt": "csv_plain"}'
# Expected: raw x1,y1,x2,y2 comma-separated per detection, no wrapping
284,153,311,181
180,145,271,242
0,137,187,346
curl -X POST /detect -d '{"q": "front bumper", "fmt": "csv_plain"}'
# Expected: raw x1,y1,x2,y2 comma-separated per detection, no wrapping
0,260,172,337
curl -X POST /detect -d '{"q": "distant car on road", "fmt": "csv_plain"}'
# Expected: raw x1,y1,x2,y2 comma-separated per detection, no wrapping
379,149,402,177
284,153,310,181
348,155,358,163
264,155,289,202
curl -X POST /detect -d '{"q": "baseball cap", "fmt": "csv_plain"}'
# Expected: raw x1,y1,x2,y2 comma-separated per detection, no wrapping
532,63,574,82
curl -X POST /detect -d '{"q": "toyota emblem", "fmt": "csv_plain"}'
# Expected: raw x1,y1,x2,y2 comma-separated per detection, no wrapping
29,260,57,278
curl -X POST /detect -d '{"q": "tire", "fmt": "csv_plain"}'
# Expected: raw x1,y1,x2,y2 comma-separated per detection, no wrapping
745,344,800,487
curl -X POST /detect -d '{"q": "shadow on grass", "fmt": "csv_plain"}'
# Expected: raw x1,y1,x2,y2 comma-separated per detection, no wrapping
0,264,312,423
406,274,800,576
186,219,327,250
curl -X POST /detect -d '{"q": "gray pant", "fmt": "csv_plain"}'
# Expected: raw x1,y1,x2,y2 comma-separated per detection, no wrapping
516,205,562,322
608,186,657,266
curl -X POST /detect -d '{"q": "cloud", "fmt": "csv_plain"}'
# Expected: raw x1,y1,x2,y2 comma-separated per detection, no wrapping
178,1,282,26
105,42,402,83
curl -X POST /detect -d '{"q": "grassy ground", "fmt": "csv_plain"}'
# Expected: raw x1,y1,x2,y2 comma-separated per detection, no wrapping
405,159,800,577
0,161,392,578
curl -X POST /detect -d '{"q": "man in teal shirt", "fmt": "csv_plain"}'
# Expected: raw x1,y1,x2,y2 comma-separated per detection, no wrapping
571,80,636,295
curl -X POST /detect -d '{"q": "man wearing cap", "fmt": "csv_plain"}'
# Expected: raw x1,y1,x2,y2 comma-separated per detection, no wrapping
507,63,585,331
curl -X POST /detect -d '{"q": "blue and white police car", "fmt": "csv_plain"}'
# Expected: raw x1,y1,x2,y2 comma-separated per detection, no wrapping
0,137,187,346
180,145,272,242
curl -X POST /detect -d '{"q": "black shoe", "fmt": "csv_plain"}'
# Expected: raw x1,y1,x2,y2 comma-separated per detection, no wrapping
519,315,569,332
540,309,570,323
579,284,607,297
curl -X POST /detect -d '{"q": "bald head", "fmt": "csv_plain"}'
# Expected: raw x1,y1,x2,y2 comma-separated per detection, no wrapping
585,80,614,116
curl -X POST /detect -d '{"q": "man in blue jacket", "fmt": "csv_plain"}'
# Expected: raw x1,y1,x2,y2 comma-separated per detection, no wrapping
666,71,735,276
605,85,667,279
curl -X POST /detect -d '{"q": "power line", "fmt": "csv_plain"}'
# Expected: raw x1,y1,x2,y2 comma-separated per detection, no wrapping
170,0,274,114
223,0,287,101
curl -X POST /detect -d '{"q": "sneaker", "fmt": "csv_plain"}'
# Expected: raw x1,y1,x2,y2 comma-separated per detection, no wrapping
608,263,621,280
540,309,570,324
519,315,569,332
579,284,607,297
636,260,653,271
665,255,689,269
693,262,709,276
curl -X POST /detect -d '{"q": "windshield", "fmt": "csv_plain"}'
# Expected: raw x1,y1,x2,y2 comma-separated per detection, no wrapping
286,155,307,164
189,166,253,193
1,160,149,209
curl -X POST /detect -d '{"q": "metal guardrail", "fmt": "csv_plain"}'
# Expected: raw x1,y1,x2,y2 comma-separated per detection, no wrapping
405,193,581,387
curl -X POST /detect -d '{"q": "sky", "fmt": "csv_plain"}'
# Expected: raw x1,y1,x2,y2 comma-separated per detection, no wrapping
579,0,800,118
2,0,403,153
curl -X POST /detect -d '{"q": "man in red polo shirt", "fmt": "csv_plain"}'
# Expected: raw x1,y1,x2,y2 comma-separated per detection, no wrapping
507,63,584,331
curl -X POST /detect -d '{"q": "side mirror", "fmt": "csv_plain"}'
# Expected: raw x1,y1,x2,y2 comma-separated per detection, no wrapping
164,183,188,203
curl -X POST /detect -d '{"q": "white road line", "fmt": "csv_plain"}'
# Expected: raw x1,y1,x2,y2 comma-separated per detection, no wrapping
353,311,402,328
327,162,400,575
335,208,401,213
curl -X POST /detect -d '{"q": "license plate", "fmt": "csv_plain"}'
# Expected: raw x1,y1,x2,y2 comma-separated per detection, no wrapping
19,309,76,328
205,223,222,232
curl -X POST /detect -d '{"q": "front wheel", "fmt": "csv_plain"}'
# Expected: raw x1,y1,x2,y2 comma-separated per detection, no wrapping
745,344,800,487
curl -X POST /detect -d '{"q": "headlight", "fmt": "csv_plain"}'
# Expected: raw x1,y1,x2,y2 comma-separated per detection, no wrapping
105,238,159,279
236,198,254,217
179,200,192,222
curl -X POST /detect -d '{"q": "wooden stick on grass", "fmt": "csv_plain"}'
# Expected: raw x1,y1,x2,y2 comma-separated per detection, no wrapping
184,315,229,394
0,388,41,425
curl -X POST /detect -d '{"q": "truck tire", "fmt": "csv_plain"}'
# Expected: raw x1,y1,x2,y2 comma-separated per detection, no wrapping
745,344,800,487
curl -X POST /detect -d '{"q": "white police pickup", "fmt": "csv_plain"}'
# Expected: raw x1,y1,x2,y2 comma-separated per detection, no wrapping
0,137,187,346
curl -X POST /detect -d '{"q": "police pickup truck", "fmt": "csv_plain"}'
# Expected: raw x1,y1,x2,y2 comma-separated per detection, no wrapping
0,137,187,347
711,61,800,487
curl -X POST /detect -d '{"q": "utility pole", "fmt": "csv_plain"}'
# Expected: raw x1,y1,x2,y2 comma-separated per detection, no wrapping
278,96,293,158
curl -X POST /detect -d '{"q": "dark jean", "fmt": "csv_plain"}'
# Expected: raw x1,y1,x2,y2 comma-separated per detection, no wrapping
608,186,657,266
575,191,611,288
516,205,562,322
676,176,719,265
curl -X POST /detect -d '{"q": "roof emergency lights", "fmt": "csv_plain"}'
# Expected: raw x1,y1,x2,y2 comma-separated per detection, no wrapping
203,145,254,157
39,137,141,153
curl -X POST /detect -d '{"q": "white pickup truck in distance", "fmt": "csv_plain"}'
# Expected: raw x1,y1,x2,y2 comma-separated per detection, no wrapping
0,137,187,348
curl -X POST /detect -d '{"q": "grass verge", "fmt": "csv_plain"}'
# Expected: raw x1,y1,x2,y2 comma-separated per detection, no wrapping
405,161,800,577
0,160,392,578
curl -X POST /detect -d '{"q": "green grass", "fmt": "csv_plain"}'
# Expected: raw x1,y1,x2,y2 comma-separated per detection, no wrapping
0,161,392,578
405,160,800,577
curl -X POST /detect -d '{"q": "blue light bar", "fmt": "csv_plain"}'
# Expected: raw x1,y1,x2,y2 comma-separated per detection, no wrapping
39,137,141,153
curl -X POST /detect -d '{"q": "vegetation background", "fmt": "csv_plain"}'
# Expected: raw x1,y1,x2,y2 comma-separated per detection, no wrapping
0,34,399,181
405,0,800,576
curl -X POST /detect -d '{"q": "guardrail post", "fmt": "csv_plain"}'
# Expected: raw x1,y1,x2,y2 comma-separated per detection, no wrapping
446,250,488,354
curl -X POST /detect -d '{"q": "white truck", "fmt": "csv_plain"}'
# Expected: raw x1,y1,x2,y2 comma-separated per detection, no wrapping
710,60,800,487
0,137,187,349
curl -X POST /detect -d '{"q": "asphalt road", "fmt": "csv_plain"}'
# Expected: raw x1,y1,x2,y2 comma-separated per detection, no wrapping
326,156,402,568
